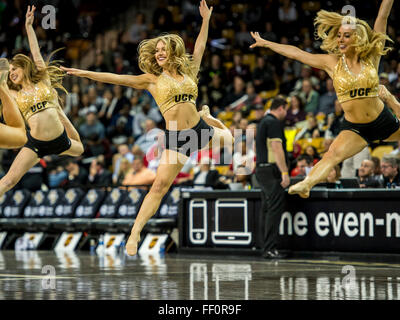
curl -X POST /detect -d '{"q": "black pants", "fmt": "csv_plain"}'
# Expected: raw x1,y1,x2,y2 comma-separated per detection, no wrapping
25,129,71,158
340,105,400,143
164,118,214,157
255,165,286,253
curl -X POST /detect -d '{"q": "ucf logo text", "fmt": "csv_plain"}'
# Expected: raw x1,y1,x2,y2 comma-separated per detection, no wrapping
349,88,372,98
174,94,194,103
31,101,48,113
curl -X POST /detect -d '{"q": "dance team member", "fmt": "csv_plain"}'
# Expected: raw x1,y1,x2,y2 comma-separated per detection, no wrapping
250,0,395,198
0,6,84,199
62,0,233,255
0,58,27,148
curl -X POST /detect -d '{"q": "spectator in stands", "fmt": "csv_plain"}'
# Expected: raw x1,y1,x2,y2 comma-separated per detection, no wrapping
316,78,337,116
122,155,156,190
112,144,134,184
131,145,148,167
291,154,313,178
235,21,254,49
88,156,112,186
202,53,226,85
88,50,109,73
379,72,393,93
239,117,249,132
79,108,106,144
292,65,320,95
234,165,252,189
104,37,125,71
104,85,130,121
279,60,298,95
252,56,275,93
125,12,148,48
192,156,222,189
64,83,80,117
48,165,68,188
262,21,278,43
232,139,255,174
115,158,131,185
250,104,266,125
206,74,225,115
133,119,163,154
228,54,251,82
223,164,252,190
285,95,306,127
357,159,383,188
97,89,113,124
64,158,88,187
295,115,321,140
110,116,132,146
241,82,263,112
152,0,174,33
381,155,400,188
112,53,130,75
83,132,113,163
304,145,320,166
278,0,298,36
223,76,247,110
78,93,92,117
132,100,163,139
324,99,344,139
69,105,85,130
298,78,320,114
341,147,371,178
371,156,383,178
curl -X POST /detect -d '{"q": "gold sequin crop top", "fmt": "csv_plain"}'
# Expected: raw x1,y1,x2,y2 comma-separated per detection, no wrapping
15,81,58,120
152,72,198,115
333,55,379,104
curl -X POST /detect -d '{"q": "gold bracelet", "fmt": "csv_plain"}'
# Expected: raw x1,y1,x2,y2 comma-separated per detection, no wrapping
282,172,289,175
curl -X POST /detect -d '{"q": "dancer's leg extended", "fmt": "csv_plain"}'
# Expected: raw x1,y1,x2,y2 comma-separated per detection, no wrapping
57,108,84,157
126,149,187,256
0,148,39,197
288,130,367,198
0,68,27,148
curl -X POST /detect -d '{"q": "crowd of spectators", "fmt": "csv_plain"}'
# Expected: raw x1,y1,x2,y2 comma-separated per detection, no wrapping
1,0,400,192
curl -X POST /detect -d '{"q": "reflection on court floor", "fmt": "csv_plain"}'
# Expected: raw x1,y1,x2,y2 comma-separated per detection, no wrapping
0,250,399,300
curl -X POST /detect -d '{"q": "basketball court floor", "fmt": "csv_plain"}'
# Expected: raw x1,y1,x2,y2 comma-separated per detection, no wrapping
0,250,399,300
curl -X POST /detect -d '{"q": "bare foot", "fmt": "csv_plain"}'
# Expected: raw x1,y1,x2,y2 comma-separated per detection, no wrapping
126,234,141,256
288,181,310,198
199,105,211,118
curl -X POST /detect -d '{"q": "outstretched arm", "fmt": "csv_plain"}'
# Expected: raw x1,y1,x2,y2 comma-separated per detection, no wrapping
374,0,394,34
25,6,46,70
379,84,400,119
192,0,213,75
250,32,336,76
60,67,154,90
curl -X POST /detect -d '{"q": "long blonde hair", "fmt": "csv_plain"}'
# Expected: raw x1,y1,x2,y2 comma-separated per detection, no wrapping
314,10,392,60
7,48,68,94
138,33,198,83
